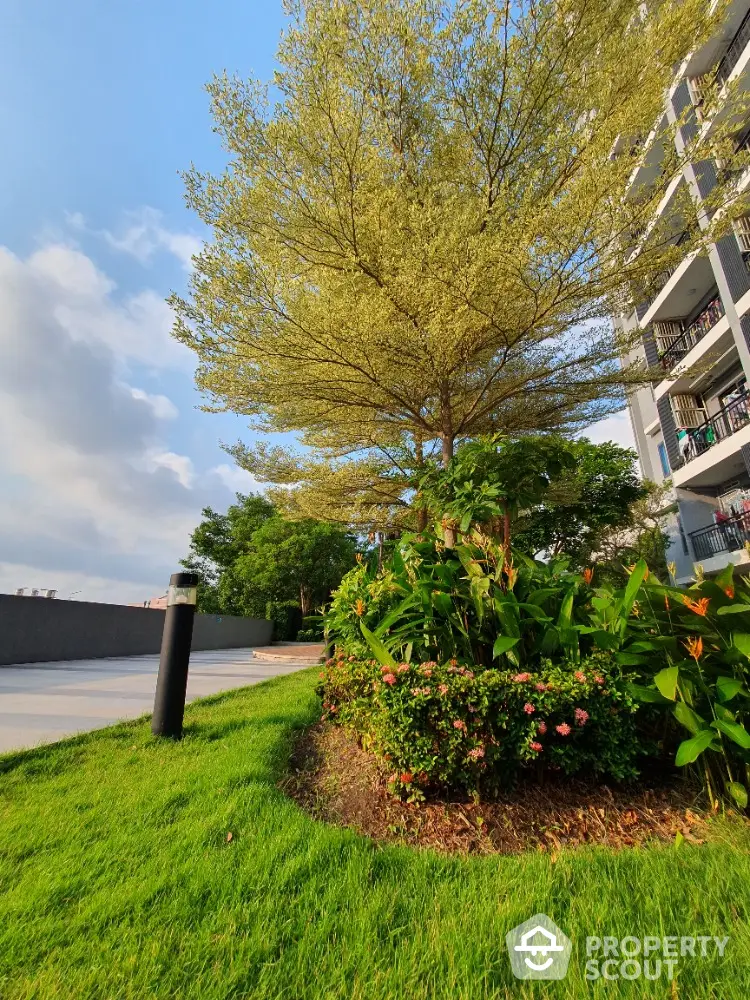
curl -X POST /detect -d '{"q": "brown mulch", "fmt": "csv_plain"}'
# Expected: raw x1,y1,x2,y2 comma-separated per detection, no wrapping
280,722,716,855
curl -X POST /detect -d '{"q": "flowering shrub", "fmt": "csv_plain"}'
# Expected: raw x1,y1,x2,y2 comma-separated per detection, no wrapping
317,651,644,797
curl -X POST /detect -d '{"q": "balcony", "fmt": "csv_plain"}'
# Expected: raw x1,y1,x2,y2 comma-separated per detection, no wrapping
715,6,750,88
689,510,750,561
657,294,726,371
682,389,750,462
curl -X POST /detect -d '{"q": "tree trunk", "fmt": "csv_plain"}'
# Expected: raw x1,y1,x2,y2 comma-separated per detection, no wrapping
441,430,456,548
502,503,511,564
377,532,384,571
300,585,310,618
414,430,428,534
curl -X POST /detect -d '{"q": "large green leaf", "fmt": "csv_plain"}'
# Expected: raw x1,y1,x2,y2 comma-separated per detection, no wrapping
492,636,520,659
733,633,750,658
673,702,705,735
727,781,748,809
716,676,745,702
675,729,717,766
557,587,576,629
711,718,750,749
627,683,670,704
588,630,621,650
615,652,649,666
359,622,398,668
654,665,679,701
622,559,648,615
717,605,750,616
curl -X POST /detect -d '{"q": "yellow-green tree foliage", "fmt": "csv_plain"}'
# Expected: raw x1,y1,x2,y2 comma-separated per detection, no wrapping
174,0,740,529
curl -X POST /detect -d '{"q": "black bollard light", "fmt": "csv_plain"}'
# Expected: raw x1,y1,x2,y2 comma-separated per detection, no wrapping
151,571,199,738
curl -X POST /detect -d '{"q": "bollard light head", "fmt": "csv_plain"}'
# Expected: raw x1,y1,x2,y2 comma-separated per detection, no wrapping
167,571,198,607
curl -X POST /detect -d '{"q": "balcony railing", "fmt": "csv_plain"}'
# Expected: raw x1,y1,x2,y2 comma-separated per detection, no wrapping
658,294,725,371
682,389,750,462
715,7,750,88
689,511,750,561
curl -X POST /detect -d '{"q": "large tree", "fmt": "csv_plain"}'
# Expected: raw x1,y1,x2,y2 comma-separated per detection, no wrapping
175,0,740,525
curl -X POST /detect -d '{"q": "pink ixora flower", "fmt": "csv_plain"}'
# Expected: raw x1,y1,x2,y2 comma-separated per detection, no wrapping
468,746,485,761
513,672,532,683
535,682,547,692
556,723,572,736
453,719,467,732
529,742,543,752
397,663,410,673
420,666,434,678
438,684,449,696
382,673,397,686
349,655,357,662
537,721,547,735
594,675,605,685
574,671,586,683
523,702,535,715
574,708,589,726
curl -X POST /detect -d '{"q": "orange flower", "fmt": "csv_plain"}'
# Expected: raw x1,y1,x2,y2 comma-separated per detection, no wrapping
583,567,594,585
682,595,710,616
724,585,735,599
354,598,366,617
684,636,703,661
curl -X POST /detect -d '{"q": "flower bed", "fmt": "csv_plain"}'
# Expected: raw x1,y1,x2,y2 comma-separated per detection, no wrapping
318,652,644,798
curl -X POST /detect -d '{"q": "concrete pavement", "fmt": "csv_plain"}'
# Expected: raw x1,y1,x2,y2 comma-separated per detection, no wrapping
0,647,313,754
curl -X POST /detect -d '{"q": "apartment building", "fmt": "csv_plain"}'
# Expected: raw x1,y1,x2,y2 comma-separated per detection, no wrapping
618,0,750,583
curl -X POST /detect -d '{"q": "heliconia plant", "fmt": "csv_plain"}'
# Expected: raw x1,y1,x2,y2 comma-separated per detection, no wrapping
325,538,750,809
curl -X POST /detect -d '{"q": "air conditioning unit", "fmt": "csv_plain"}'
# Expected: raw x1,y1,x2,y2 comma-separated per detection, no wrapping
671,393,706,428
687,75,709,119
15,588,25,596
733,215,750,253
654,320,683,353
45,589,57,599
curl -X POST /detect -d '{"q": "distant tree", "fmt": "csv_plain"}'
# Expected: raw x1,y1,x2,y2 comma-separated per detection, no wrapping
587,481,672,583
232,518,357,617
513,439,646,562
181,494,276,614
181,494,355,619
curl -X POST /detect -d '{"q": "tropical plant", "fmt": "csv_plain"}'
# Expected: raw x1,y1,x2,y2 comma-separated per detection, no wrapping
587,562,750,811
418,435,576,551
326,530,605,668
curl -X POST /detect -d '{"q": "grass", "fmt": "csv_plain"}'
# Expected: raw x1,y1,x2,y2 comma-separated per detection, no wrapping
0,667,749,999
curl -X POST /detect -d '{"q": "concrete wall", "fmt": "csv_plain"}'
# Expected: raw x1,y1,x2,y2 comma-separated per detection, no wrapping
0,594,273,666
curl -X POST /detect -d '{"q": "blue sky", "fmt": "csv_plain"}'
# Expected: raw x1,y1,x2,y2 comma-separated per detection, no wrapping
0,0,634,604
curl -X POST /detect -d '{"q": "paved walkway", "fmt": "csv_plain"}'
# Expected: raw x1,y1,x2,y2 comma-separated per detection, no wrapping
0,647,313,754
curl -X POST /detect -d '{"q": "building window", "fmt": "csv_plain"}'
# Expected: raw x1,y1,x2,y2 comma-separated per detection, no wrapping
657,442,670,478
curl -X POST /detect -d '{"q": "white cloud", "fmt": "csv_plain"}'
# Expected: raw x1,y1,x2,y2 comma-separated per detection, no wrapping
144,450,196,489
208,463,264,494
0,238,251,604
127,386,179,420
0,563,164,606
69,207,202,271
18,243,194,372
579,409,636,449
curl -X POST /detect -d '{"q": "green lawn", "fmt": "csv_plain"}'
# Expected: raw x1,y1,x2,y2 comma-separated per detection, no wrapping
1,668,749,1000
